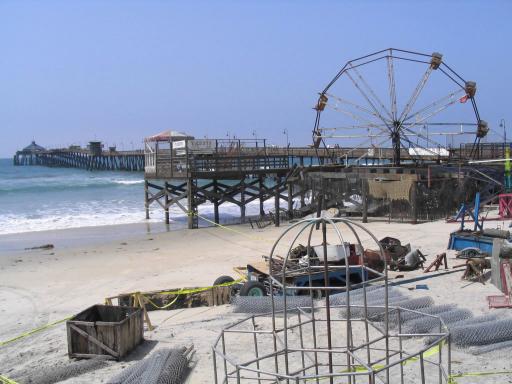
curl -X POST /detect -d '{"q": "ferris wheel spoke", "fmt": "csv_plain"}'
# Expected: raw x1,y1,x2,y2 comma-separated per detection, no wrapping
351,136,393,164
341,135,391,160
398,66,433,123
403,131,474,137
387,56,398,121
400,136,443,158
325,102,387,128
401,125,446,149
318,133,388,139
319,124,389,131
403,89,465,124
399,137,423,163
400,95,462,134
345,66,394,125
325,92,390,122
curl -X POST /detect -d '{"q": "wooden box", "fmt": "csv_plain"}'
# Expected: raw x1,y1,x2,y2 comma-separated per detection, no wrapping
66,304,143,360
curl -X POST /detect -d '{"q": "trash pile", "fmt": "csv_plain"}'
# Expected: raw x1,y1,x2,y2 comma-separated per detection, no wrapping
365,237,426,271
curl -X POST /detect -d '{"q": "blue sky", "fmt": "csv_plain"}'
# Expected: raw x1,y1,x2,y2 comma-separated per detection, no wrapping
0,0,510,157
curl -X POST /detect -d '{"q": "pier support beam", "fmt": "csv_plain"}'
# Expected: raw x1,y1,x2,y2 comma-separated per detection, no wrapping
274,176,281,227
164,181,170,224
259,176,265,216
144,180,150,219
240,179,246,224
213,179,220,224
287,182,293,219
187,179,195,229
411,182,418,224
362,179,368,224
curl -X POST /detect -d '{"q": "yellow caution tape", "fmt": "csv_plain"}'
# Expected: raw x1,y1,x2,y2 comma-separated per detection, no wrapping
448,370,512,383
0,375,19,384
0,317,71,348
141,292,181,310
402,341,443,366
157,278,243,296
137,278,243,310
350,364,385,372
191,211,272,243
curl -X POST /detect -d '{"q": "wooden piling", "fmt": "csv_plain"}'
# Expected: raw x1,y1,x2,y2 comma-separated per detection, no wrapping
213,179,220,224
362,179,368,224
240,179,246,224
259,176,265,216
274,176,281,227
287,182,293,219
164,181,170,224
144,180,150,220
187,179,194,229
411,182,418,224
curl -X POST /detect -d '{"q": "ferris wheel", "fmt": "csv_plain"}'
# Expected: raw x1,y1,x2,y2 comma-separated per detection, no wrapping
312,48,488,165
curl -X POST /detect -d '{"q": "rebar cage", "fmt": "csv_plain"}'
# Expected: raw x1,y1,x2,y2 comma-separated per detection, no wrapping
212,218,451,383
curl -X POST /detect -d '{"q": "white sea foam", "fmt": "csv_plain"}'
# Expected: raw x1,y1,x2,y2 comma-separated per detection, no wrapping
113,179,145,185
0,197,294,235
0,160,301,236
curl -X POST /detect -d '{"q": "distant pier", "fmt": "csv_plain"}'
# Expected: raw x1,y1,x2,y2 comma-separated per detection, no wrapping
13,141,144,171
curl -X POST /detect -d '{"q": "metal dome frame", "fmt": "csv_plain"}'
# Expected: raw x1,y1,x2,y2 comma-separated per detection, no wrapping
212,217,451,383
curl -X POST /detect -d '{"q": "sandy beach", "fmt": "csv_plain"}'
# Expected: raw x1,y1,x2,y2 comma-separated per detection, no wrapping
1,217,511,383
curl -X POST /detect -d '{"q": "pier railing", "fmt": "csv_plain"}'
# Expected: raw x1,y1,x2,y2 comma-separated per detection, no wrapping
146,138,291,179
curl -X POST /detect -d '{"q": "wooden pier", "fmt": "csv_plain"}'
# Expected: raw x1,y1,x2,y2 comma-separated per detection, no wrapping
12,137,505,229
13,141,144,171
143,133,502,229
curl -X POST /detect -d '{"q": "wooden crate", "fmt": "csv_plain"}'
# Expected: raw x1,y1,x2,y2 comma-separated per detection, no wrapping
67,304,143,360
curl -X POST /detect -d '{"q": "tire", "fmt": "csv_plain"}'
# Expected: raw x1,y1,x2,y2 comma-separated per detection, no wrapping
310,288,323,300
239,281,267,296
213,275,235,286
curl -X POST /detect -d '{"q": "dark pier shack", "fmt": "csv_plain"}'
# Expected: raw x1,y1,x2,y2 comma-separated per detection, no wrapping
13,141,144,171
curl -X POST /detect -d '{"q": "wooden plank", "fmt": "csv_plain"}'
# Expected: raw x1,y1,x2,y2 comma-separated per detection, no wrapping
70,353,116,360
69,324,119,358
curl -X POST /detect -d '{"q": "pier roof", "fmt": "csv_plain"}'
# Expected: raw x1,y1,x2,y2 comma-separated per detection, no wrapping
145,130,194,142
22,141,46,152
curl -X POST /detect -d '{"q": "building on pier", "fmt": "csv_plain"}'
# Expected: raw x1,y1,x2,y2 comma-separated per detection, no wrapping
13,141,46,165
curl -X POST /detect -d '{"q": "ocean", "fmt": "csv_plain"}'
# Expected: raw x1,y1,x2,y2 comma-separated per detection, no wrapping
0,158,151,235
0,159,285,236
